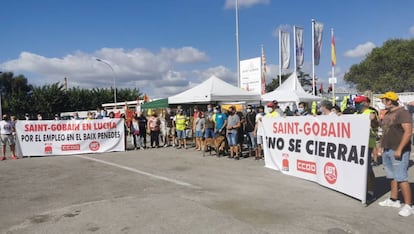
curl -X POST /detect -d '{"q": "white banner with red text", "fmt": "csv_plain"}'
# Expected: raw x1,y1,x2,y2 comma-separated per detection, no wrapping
16,119,125,156
261,115,370,203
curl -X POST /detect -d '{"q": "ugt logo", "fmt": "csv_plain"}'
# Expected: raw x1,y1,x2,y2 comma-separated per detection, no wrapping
324,162,337,184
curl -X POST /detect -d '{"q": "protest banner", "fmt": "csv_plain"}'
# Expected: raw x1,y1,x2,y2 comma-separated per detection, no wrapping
16,119,125,156
261,115,370,203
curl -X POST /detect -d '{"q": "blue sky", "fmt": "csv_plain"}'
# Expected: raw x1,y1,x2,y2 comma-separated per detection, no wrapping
1,0,413,99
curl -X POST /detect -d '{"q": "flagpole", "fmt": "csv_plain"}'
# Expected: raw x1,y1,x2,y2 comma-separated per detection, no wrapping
279,30,282,86
331,28,335,105
311,19,315,95
235,0,241,88
293,25,297,75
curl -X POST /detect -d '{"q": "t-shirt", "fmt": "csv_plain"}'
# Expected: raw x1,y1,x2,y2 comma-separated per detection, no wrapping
245,112,256,132
381,107,412,151
165,112,175,128
137,116,147,131
0,120,14,135
227,114,240,134
255,112,265,136
195,118,205,131
215,112,227,131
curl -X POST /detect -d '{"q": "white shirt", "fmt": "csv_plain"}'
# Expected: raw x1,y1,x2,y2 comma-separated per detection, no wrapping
255,113,265,136
0,120,14,135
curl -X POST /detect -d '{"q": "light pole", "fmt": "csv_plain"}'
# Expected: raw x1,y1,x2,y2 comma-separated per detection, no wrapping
96,58,117,108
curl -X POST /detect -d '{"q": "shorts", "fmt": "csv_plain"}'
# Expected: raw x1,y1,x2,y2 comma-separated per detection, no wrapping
257,135,263,145
382,149,410,182
0,134,15,146
195,130,203,138
227,132,238,146
176,130,186,139
204,128,215,139
166,127,175,136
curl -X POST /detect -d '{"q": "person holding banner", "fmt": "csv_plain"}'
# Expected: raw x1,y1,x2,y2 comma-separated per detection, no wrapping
377,92,413,217
354,95,378,203
265,100,281,117
0,114,17,160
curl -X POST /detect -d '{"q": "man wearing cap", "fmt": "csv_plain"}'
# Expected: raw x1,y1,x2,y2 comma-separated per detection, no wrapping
354,95,379,203
377,91,413,217
265,100,281,117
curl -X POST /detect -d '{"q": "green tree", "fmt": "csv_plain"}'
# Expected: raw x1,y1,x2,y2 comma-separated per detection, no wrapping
344,39,414,92
31,83,68,119
265,74,290,92
0,72,34,117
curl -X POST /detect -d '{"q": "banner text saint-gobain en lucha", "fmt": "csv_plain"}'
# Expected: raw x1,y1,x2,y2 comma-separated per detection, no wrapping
16,119,125,156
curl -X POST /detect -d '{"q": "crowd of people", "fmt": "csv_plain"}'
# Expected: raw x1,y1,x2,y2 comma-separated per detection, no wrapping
1,91,413,217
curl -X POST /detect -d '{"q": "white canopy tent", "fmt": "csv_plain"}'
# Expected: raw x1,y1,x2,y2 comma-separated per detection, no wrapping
261,72,323,103
168,76,260,104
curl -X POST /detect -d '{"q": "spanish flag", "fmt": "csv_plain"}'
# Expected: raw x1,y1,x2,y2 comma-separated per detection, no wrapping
331,32,336,67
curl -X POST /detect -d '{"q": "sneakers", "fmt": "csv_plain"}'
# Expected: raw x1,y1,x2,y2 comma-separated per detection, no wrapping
398,204,413,217
379,198,401,208
11,156,18,160
1,156,6,161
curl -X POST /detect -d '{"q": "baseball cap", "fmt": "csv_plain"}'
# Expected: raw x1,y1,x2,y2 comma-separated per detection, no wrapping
379,91,399,101
354,95,369,103
267,100,278,107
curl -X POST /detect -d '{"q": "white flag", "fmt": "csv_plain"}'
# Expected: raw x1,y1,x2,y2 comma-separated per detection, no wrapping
314,21,324,66
295,27,304,68
280,31,290,69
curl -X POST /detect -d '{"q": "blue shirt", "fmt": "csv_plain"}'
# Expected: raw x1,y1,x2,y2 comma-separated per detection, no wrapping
215,112,227,131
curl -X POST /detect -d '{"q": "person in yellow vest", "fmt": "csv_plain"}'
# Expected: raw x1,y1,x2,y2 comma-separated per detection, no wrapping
265,100,280,117
174,109,188,149
354,95,379,204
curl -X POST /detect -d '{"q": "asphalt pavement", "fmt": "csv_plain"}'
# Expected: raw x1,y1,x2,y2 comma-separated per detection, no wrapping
0,142,413,234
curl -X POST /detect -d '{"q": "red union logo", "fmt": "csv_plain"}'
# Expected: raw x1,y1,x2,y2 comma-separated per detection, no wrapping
297,160,316,174
89,141,100,151
61,144,80,151
324,162,337,184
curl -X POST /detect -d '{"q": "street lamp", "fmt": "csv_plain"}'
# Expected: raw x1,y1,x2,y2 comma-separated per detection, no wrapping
96,58,117,108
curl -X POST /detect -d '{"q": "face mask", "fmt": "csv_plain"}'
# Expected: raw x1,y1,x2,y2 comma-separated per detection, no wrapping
246,108,252,113
55,117,59,120
194,109,198,112
38,116,42,120
355,103,363,111
207,108,212,112
298,107,304,114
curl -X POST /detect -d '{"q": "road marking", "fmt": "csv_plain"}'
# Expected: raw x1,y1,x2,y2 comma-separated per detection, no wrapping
76,155,201,189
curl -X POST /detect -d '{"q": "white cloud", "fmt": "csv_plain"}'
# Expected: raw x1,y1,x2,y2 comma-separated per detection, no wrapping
0,47,214,98
410,26,414,37
344,42,376,58
224,0,270,9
